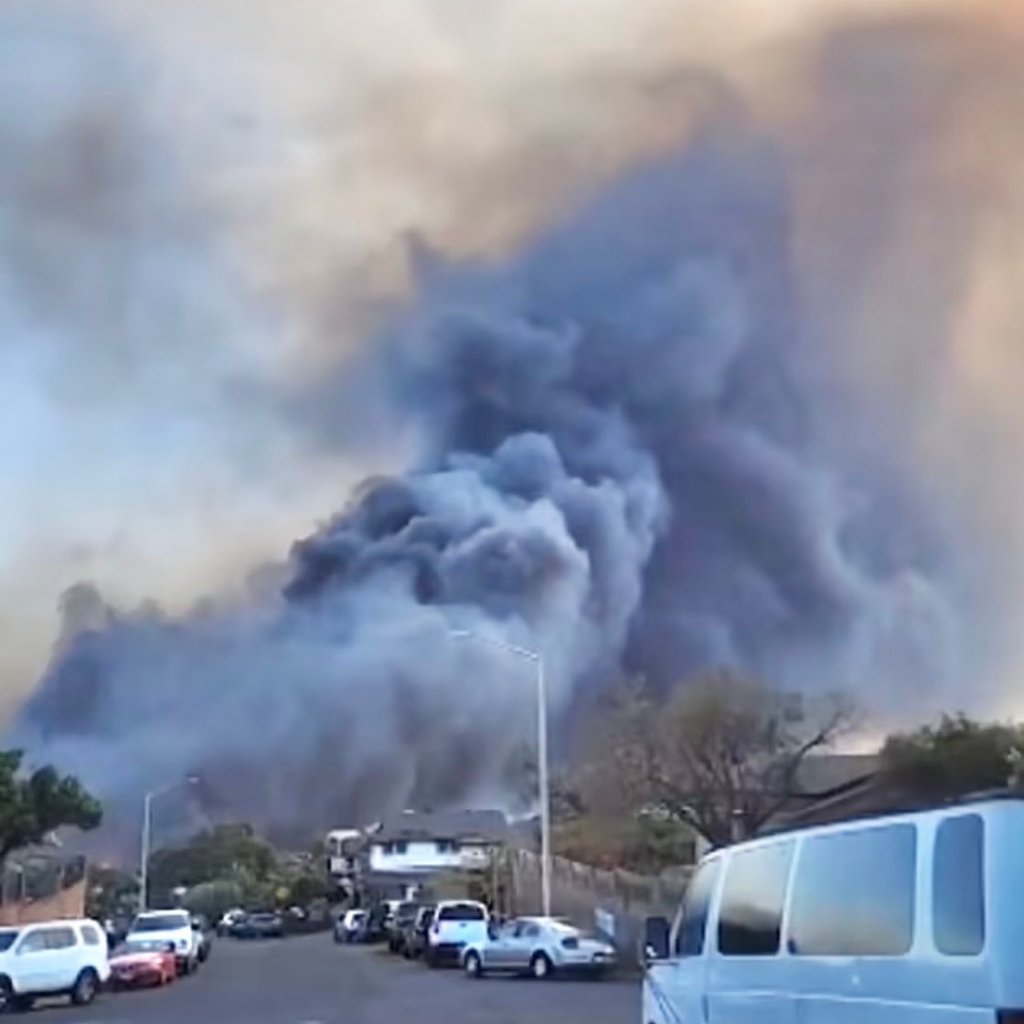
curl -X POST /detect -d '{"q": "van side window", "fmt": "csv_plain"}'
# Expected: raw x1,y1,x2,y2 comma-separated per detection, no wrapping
718,840,794,956
674,858,722,957
789,823,916,956
933,814,985,956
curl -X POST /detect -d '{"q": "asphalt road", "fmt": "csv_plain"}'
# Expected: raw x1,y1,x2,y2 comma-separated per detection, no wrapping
22,934,640,1024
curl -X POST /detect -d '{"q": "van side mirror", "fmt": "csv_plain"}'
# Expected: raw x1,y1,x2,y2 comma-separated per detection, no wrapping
643,916,670,963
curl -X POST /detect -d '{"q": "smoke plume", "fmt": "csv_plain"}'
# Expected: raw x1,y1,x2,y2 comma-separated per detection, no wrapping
6,0,1024,835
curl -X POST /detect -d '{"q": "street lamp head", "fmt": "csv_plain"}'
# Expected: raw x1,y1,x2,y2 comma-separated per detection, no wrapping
448,629,473,639
186,774,201,786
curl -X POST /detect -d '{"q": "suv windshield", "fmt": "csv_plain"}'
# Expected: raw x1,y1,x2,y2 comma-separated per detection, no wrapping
438,904,485,922
133,913,189,932
0,931,18,952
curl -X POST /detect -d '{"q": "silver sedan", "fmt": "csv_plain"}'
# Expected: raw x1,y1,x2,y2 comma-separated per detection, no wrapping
462,917,616,980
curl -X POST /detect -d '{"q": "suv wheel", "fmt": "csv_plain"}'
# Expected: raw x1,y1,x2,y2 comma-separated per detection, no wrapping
464,951,484,979
71,969,99,1006
0,977,12,1014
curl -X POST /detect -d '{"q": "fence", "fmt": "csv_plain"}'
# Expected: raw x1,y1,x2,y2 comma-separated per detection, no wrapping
0,852,87,926
509,849,692,961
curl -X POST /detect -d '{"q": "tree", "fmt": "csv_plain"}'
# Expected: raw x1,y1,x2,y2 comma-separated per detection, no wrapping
86,864,138,921
0,750,102,862
147,824,277,907
881,714,1024,800
576,672,854,847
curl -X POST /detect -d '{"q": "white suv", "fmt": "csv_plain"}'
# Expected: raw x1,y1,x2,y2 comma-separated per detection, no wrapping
425,901,489,967
127,910,198,975
0,918,110,1011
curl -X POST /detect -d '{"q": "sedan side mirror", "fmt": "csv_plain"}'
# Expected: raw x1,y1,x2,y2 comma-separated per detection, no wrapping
642,916,670,963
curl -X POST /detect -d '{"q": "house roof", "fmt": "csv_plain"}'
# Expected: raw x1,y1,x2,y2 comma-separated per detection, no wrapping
369,809,508,845
791,754,880,797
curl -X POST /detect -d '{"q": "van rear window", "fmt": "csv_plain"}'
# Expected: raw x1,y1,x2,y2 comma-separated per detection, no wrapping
789,823,916,957
933,814,985,956
718,840,794,956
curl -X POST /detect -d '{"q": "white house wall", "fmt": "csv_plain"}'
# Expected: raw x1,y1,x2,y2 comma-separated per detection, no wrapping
368,841,493,873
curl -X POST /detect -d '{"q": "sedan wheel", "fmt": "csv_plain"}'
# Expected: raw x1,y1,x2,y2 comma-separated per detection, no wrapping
530,953,553,980
464,952,484,979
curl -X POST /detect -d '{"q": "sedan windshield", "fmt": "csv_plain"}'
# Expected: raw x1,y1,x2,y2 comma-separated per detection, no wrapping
133,913,189,931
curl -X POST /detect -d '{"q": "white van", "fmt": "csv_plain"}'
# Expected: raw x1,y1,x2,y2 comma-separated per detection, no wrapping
643,796,1024,1023
0,918,110,1011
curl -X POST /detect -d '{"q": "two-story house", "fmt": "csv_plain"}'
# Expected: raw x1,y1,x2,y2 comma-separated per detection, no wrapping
364,810,507,891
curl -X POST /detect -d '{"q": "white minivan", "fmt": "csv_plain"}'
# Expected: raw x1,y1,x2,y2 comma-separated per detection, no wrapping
0,918,110,1011
643,796,1024,1023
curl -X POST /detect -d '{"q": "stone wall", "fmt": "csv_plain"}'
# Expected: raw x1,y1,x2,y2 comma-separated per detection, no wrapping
0,852,87,926
0,879,86,926
509,849,691,959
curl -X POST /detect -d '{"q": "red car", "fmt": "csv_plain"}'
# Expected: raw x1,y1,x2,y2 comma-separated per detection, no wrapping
109,938,178,989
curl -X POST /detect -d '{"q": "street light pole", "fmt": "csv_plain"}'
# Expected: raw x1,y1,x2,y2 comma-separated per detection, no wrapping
449,630,552,918
139,776,199,913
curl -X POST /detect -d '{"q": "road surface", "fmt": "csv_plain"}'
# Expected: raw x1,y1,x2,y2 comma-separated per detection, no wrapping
25,933,640,1024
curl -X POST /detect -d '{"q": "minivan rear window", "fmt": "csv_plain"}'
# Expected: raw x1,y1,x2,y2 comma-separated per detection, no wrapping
718,840,794,956
438,904,484,922
933,814,985,956
789,823,916,957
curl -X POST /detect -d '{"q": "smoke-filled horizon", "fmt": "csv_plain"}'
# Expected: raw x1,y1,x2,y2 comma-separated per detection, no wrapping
5,0,1024,836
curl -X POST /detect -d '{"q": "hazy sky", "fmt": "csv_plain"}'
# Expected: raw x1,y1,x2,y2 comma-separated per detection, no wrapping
3,0,1023,723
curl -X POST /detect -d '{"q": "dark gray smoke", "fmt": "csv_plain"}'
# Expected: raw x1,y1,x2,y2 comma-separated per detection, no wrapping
14,8,1005,837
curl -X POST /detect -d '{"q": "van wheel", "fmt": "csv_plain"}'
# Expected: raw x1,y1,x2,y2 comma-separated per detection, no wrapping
71,968,99,1006
529,952,553,980
464,952,485,979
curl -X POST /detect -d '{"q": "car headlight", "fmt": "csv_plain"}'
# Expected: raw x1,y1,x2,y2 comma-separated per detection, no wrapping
177,939,189,951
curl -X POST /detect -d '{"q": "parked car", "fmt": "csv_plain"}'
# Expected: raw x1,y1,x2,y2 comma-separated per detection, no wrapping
236,911,284,939
462,917,616,979
334,909,367,944
109,937,178,989
363,902,395,944
403,905,435,960
127,910,199,975
190,915,212,962
425,900,489,967
643,795,1024,1024
0,919,110,1012
217,908,246,937
387,902,422,954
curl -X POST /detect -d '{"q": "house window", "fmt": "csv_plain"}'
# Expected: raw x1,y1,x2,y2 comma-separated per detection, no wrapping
382,842,394,855
395,841,408,854
436,840,457,853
